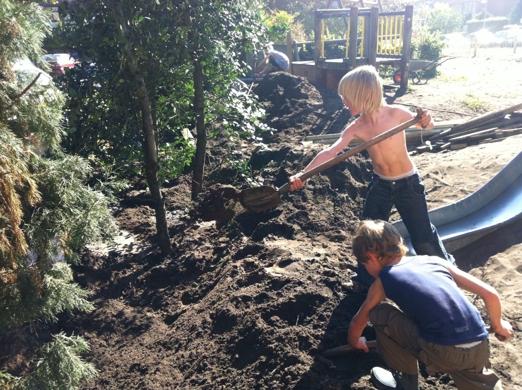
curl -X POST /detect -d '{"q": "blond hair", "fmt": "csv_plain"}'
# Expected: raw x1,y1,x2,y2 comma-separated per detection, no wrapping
337,65,384,114
352,220,407,264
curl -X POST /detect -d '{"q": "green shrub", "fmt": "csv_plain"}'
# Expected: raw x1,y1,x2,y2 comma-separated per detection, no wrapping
263,10,294,43
465,16,509,33
411,29,445,78
22,334,97,390
426,3,463,34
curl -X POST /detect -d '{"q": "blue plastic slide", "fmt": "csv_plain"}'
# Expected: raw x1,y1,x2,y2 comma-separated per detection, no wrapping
394,152,522,253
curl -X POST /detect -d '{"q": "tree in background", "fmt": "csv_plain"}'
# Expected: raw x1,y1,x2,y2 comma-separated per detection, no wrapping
0,1,113,388
264,0,324,37
185,0,266,198
418,2,463,34
511,0,522,23
52,0,267,238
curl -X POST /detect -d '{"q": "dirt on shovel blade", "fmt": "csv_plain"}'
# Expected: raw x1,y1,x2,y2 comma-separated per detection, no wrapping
239,186,281,213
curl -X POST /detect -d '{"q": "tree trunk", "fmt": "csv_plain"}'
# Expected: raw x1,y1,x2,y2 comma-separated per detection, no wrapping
191,57,206,200
110,5,171,256
136,75,172,256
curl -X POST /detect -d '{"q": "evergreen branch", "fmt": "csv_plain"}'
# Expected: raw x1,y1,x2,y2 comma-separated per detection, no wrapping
8,73,42,109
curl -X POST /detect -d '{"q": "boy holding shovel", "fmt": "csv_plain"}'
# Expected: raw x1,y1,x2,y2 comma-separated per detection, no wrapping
289,65,454,286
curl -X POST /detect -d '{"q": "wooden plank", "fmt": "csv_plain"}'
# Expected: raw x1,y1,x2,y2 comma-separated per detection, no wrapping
303,125,450,142
368,7,379,66
430,102,522,141
398,5,413,94
348,6,359,68
315,8,372,18
448,127,499,142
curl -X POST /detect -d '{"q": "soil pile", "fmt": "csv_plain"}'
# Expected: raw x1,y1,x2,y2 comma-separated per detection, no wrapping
253,72,349,140
254,72,322,132
62,70,520,390
68,72,387,389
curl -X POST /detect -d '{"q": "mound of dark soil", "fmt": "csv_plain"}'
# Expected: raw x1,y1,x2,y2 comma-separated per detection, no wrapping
63,72,463,390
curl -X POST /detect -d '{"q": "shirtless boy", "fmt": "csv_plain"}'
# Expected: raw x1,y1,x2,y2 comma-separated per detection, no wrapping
289,65,453,284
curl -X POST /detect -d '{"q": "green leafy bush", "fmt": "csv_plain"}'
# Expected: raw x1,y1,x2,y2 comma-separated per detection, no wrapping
424,3,463,34
411,29,445,78
262,10,294,43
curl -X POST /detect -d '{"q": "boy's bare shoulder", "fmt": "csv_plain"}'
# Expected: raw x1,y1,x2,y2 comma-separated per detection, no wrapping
343,116,364,135
386,105,414,121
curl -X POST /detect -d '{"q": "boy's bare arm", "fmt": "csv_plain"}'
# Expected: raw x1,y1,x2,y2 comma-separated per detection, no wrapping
305,127,356,170
289,125,357,191
447,264,513,341
347,279,385,351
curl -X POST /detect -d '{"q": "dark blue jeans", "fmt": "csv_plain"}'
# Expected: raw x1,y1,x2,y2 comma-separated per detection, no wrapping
355,173,454,286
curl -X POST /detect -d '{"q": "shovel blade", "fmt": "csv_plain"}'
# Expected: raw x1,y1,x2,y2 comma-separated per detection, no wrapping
239,186,281,213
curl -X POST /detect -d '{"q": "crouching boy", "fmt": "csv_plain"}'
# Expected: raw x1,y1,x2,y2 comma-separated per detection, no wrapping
348,220,513,390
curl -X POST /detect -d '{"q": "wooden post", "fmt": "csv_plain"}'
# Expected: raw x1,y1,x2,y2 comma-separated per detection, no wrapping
314,11,325,63
398,5,413,95
286,30,294,74
348,6,359,68
368,7,379,66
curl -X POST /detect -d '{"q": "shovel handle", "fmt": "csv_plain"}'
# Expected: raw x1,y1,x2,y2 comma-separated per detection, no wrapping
282,110,423,193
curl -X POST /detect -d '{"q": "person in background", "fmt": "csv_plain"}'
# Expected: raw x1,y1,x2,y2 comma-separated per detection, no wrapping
256,43,290,76
348,220,513,390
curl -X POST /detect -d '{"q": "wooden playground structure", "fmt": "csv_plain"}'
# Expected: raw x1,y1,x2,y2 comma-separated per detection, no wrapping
285,5,413,93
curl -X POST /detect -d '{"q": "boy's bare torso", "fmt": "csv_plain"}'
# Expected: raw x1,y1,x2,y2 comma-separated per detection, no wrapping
344,105,414,178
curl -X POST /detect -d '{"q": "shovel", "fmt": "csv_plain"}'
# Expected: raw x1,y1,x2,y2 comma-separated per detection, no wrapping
239,110,422,213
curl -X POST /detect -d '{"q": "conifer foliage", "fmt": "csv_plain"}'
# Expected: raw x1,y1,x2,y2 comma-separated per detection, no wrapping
0,1,113,388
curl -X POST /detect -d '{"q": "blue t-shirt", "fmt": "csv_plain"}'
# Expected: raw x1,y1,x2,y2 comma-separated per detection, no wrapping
269,50,290,70
379,256,488,345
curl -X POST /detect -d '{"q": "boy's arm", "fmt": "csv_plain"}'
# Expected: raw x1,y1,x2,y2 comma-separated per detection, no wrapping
447,264,513,341
289,126,357,190
255,55,270,74
347,278,386,351
304,127,356,171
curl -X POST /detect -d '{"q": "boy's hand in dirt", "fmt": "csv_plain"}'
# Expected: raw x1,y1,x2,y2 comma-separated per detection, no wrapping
289,173,305,191
493,319,514,341
418,109,434,129
352,336,369,353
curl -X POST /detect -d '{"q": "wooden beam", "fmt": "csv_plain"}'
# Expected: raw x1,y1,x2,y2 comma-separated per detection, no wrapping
430,102,522,141
314,11,325,62
286,30,294,73
315,8,372,18
398,5,413,94
368,7,379,66
348,6,359,68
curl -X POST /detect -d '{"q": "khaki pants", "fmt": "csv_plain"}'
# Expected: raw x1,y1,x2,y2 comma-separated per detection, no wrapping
369,302,502,390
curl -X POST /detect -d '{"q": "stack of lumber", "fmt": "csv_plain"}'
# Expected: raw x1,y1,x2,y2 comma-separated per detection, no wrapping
413,103,522,154
304,124,453,146
304,103,522,155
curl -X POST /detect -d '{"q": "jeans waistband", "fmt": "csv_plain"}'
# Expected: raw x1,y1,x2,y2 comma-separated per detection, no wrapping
373,172,419,184
374,167,417,181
